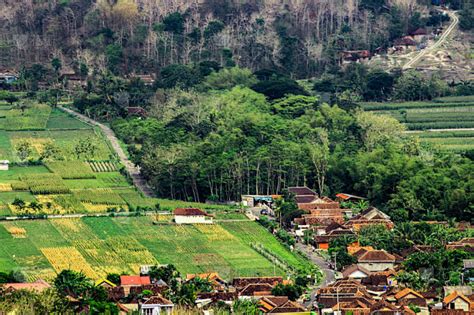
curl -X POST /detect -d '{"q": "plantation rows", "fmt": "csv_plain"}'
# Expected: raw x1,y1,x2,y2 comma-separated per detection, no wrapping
88,161,117,172
361,101,474,111
417,130,474,138
406,121,474,130
0,217,301,280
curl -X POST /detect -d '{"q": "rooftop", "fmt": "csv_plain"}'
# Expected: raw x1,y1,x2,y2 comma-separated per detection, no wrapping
173,208,209,216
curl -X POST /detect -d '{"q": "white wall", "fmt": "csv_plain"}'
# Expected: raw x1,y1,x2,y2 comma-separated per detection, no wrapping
174,215,213,224
358,262,394,272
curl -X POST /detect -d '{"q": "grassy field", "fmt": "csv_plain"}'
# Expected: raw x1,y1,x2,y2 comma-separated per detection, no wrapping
0,101,234,216
360,95,474,152
0,217,303,280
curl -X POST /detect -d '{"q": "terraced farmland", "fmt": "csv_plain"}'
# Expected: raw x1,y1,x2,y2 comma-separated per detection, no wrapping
0,217,305,280
360,95,474,152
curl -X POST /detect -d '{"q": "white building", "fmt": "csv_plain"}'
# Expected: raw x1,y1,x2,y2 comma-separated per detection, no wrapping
0,160,9,171
140,295,174,315
173,208,213,224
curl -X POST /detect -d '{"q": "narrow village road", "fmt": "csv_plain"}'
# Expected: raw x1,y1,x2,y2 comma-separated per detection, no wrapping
296,242,335,287
296,242,336,308
58,105,155,197
403,10,458,69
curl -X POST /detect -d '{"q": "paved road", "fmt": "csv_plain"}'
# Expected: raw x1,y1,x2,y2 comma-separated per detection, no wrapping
296,242,336,308
58,106,155,197
403,10,458,69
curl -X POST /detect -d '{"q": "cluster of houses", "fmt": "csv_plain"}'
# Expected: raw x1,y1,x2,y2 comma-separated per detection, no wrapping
284,187,474,314
1,274,310,314
340,26,439,64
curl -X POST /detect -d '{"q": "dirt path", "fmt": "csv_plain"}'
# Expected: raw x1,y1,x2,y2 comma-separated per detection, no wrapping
58,106,156,197
403,10,458,69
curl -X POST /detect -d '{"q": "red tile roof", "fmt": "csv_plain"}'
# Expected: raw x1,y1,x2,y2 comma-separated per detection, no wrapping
173,208,209,216
120,275,151,286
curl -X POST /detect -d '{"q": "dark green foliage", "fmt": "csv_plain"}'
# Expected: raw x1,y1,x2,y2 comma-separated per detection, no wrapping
148,264,180,284
106,273,121,285
158,64,198,89
162,12,185,34
252,76,307,100
105,44,123,73
204,20,225,39
328,235,357,270
271,283,303,301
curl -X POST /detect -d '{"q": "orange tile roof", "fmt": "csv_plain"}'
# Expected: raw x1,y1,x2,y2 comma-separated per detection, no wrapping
394,288,424,300
3,279,51,292
120,276,151,286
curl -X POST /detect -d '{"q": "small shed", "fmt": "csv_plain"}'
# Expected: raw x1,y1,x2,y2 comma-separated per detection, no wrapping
0,160,9,171
173,208,213,224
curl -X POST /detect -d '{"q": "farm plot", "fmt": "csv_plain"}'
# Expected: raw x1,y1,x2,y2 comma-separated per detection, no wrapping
0,216,307,280
360,98,474,152
88,161,117,172
73,188,126,205
46,108,91,130
21,174,70,194
4,104,51,131
46,161,95,179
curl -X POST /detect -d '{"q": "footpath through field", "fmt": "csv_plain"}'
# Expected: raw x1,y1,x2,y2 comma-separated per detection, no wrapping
403,9,459,69
58,105,155,197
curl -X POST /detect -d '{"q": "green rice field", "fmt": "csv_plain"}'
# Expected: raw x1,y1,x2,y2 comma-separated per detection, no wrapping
360,95,474,152
0,217,305,280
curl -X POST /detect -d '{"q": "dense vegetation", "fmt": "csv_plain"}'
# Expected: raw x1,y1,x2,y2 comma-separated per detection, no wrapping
1,0,468,78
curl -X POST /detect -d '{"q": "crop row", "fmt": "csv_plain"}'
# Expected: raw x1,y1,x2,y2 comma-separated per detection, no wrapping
46,161,96,179
417,130,474,138
20,174,70,194
406,121,474,130
433,95,474,103
361,101,474,111
73,188,126,205
88,161,117,172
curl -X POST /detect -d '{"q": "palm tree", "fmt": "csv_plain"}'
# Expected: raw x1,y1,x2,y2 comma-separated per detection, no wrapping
232,298,260,315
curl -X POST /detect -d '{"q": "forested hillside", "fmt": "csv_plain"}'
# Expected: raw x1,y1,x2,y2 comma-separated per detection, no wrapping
1,0,469,78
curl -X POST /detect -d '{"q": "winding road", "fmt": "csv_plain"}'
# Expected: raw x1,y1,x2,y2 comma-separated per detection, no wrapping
58,106,156,197
403,10,458,69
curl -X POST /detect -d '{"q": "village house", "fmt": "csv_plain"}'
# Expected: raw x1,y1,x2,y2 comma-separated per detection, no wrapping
345,207,394,231
391,288,429,315
342,264,372,280
355,249,397,272
96,278,116,289
340,50,372,64
130,74,155,86
313,222,355,250
0,160,9,171
120,275,151,295
443,291,474,312
186,272,226,292
258,296,307,313
410,28,429,42
447,238,474,252
173,208,213,224
139,295,174,315
392,36,418,53
0,72,18,84
2,279,51,293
